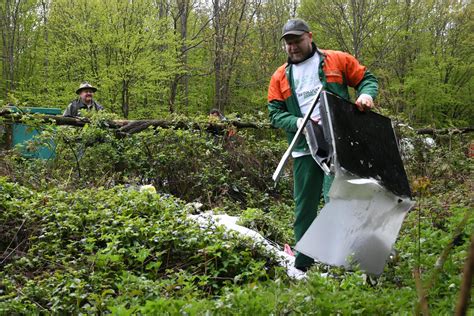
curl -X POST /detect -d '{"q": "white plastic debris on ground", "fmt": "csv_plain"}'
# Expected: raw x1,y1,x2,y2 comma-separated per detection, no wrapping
399,137,436,160
295,173,415,275
189,212,307,280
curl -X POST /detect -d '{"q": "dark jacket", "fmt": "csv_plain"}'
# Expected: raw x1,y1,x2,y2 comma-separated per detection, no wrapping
63,99,104,117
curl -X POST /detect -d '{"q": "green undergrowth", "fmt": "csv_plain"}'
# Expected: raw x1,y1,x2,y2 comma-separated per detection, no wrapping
0,179,282,314
0,114,473,314
0,180,471,314
2,113,293,212
0,183,474,315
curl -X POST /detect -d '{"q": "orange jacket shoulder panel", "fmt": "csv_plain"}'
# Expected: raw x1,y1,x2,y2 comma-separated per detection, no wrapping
321,50,366,87
268,63,291,102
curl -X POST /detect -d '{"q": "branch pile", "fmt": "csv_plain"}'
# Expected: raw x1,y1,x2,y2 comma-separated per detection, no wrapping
1,109,472,136
0,109,272,135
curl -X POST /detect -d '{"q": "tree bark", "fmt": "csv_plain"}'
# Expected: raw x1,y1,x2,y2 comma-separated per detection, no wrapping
213,0,224,112
416,127,474,135
41,0,49,82
0,0,21,97
455,234,474,316
122,79,129,118
0,109,271,135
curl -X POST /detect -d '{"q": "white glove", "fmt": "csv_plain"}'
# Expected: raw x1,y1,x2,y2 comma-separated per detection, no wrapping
296,118,307,135
355,94,374,111
296,118,304,129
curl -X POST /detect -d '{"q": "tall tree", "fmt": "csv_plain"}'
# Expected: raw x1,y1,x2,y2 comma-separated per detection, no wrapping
45,0,181,118
211,0,261,113
0,0,39,99
168,0,212,112
0,0,469,126
403,0,473,125
226,0,293,114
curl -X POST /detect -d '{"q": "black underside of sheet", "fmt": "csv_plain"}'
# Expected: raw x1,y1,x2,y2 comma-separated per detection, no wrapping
321,92,412,198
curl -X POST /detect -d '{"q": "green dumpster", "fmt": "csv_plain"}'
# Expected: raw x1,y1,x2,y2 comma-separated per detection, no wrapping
7,106,62,159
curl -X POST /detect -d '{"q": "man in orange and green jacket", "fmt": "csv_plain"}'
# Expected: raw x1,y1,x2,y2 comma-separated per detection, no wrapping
267,19,378,271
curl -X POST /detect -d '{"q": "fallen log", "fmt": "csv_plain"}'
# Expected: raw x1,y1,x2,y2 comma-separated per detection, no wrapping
0,110,90,127
41,118,474,139
3,109,471,136
416,127,474,135
113,119,270,135
0,109,272,135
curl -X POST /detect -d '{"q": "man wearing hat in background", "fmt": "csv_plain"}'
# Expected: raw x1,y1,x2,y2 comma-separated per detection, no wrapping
63,82,104,117
267,19,378,271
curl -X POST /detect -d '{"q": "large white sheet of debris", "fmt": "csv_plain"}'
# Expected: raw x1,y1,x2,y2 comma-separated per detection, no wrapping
189,212,308,280
295,173,414,275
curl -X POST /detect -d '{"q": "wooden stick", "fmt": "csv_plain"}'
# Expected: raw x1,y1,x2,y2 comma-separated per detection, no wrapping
455,233,474,316
413,268,430,316
425,210,471,291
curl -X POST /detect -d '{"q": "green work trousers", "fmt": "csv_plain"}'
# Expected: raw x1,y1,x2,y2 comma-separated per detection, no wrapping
293,155,325,269
323,173,334,203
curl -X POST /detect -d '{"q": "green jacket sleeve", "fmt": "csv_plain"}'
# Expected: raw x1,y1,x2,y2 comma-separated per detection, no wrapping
268,99,299,133
355,70,378,100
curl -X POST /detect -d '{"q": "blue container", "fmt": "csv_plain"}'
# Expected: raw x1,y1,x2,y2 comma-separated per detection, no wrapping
8,107,62,159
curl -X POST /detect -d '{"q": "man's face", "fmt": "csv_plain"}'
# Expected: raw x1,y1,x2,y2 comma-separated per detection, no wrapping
283,32,313,63
79,89,94,104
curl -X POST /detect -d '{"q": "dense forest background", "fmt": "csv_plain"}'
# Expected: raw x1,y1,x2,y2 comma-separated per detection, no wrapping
1,0,473,125
1,1,473,313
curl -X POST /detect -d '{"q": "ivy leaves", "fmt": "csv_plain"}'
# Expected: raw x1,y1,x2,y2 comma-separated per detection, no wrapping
0,179,278,313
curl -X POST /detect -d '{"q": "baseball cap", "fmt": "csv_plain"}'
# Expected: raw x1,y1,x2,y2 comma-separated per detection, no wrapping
281,19,310,40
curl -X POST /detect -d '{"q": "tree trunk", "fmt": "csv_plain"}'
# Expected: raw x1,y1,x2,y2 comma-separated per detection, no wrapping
122,79,129,118
169,78,178,113
169,0,190,112
213,0,224,112
179,0,189,108
212,0,259,113
0,0,21,97
41,0,49,83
